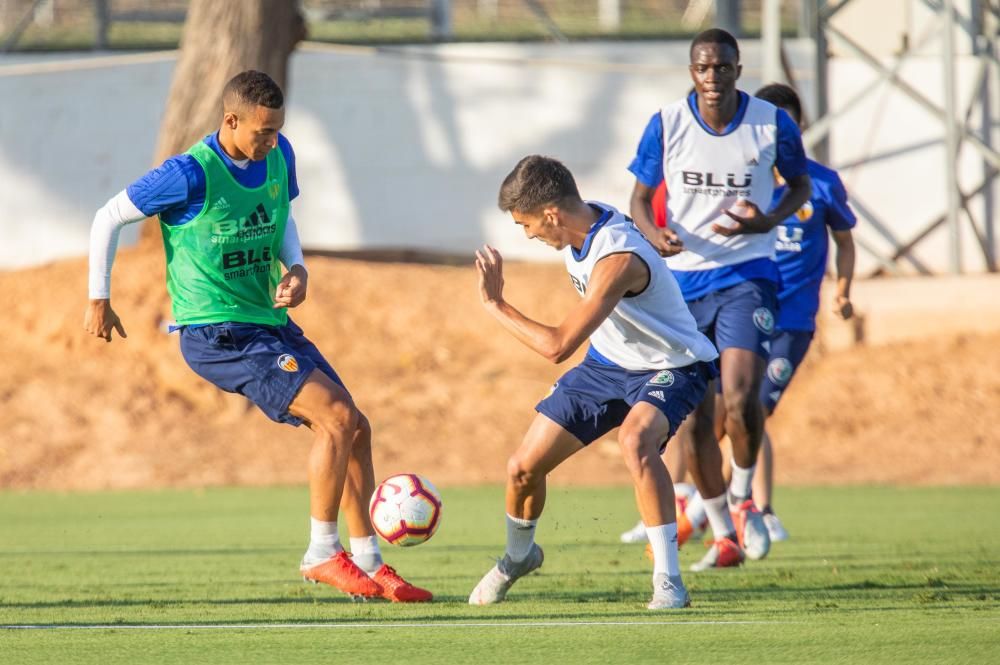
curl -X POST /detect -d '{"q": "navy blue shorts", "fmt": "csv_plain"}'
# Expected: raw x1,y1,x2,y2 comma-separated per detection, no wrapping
759,329,814,413
535,358,715,448
179,318,347,426
686,279,777,359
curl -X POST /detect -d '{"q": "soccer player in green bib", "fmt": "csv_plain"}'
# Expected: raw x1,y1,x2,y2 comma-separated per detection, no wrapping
84,70,430,602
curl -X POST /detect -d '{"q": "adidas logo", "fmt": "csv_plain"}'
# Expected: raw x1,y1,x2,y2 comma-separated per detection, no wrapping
761,340,771,353
649,390,665,402
769,390,782,403
212,196,231,213
747,157,759,166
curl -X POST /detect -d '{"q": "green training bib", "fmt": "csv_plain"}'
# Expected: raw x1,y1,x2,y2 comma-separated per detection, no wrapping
160,140,290,326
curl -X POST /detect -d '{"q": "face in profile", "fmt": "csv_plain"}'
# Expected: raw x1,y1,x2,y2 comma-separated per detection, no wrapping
512,208,564,249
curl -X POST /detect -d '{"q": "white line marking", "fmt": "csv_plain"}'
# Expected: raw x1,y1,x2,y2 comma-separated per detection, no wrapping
2,620,791,631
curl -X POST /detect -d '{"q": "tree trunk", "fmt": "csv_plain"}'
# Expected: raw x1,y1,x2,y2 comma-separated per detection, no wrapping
139,0,304,247
154,0,305,164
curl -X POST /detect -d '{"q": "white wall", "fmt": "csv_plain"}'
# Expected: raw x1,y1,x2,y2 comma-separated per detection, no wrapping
0,38,996,274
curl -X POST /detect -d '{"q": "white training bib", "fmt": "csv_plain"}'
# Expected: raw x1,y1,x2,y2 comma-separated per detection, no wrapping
564,203,719,371
661,95,781,272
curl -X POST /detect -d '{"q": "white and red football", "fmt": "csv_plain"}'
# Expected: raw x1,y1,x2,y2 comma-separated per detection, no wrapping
368,473,443,546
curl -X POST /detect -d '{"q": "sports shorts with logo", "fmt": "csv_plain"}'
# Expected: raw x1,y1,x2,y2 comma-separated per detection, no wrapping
180,317,347,426
536,357,717,449
759,329,814,413
685,278,777,359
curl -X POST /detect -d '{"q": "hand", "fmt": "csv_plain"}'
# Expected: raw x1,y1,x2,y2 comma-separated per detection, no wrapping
84,299,127,343
713,199,774,236
647,228,685,257
833,294,853,320
475,245,505,308
274,264,308,309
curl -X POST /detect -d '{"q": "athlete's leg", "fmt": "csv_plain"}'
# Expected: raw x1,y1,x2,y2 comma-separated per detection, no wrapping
470,414,581,605
340,413,375,537
753,423,775,511
663,430,688,482
289,370,386,598
506,413,585,520
619,402,677,527
620,402,691,609
288,369,359,523
719,347,766,471
680,389,727,501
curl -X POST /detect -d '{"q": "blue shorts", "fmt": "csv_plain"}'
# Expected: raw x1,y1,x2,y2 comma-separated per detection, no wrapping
535,358,715,448
179,318,347,426
686,279,777,359
759,329,814,413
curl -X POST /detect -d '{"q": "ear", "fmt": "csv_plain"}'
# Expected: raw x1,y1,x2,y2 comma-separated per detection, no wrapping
542,205,561,226
223,111,239,130
736,63,743,80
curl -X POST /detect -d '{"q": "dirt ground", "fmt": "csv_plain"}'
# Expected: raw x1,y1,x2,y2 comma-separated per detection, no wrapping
1,244,998,491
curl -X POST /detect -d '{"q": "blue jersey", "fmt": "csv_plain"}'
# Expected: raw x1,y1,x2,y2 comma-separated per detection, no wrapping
628,91,808,301
126,132,299,224
773,159,856,332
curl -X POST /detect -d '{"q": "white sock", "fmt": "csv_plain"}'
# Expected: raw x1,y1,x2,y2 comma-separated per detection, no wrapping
505,513,538,562
349,535,383,575
728,459,756,508
645,523,680,577
305,517,343,562
684,491,707,529
673,482,696,498
703,493,736,541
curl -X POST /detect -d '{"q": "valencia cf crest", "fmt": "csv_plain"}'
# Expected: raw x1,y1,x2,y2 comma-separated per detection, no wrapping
277,354,299,372
795,200,814,221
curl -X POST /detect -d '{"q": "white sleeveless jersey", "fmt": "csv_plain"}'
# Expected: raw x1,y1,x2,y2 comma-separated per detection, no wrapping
661,95,781,271
565,203,719,371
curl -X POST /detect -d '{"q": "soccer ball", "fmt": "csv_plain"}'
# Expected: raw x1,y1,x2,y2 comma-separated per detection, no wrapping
368,473,443,546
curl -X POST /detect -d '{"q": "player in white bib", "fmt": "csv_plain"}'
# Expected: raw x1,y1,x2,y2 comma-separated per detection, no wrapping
468,155,718,610
628,29,812,570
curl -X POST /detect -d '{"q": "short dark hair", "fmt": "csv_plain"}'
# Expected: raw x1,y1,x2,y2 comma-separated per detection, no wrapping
690,28,740,62
223,70,284,112
755,82,802,125
498,155,581,213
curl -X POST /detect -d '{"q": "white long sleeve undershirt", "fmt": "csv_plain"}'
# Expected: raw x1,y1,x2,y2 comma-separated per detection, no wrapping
87,191,305,299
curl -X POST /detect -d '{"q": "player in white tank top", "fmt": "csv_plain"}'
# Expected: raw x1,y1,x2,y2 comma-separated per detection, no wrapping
468,155,717,610
625,29,813,571
563,205,717,371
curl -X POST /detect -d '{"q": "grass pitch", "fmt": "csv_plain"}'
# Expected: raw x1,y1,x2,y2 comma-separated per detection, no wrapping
0,485,997,664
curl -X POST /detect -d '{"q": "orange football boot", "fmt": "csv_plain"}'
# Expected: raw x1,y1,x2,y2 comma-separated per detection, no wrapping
301,551,383,598
372,564,433,602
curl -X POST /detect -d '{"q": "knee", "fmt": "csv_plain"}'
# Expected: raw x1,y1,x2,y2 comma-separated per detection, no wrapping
506,454,542,492
618,427,660,472
723,387,755,425
353,413,372,449
314,398,360,440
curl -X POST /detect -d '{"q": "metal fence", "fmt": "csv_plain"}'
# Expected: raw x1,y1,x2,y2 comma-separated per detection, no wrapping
1,0,806,51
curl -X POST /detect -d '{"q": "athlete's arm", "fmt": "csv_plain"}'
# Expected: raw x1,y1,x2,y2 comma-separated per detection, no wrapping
84,190,148,342
831,229,855,319
85,157,198,342
715,108,813,236
627,113,683,256
274,213,308,309
476,245,647,363
629,181,683,256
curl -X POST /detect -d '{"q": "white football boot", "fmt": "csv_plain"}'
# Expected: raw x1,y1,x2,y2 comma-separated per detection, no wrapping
647,574,691,610
469,544,544,605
